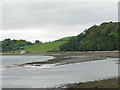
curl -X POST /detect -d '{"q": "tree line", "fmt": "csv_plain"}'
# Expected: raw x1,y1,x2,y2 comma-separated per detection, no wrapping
1,22,119,53
1,39,33,52
59,22,119,51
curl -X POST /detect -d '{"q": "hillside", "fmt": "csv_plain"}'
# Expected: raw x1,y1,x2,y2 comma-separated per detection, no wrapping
59,22,119,51
1,39,33,52
2,22,119,54
4,36,73,54
22,36,73,53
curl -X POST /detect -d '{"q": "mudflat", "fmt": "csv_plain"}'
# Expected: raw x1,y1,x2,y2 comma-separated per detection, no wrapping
63,78,118,88
21,52,119,66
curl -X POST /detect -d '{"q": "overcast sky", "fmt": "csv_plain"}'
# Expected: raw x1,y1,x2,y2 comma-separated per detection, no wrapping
0,1,118,42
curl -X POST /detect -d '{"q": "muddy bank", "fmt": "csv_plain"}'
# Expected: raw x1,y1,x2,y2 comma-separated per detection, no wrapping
62,78,118,88
21,52,119,66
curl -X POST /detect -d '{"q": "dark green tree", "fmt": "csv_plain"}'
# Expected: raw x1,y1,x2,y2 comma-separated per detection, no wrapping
35,40,42,44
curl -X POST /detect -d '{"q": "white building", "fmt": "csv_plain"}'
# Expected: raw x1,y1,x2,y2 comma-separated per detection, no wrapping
20,51,26,54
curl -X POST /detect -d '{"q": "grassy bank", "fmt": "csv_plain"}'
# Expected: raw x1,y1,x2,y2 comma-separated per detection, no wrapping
4,36,74,54
2,50,119,55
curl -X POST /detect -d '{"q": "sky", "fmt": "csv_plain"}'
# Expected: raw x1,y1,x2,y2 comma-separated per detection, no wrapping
0,0,118,43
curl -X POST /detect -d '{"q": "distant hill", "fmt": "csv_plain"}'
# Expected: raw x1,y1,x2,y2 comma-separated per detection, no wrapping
1,39,33,52
59,22,119,51
2,22,119,54
21,36,74,53
2,36,73,54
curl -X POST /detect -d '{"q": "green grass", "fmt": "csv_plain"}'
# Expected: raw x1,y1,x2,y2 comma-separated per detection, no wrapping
24,42,63,53
8,36,74,54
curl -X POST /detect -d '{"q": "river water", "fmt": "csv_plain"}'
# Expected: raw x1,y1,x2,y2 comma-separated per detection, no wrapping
0,55,118,88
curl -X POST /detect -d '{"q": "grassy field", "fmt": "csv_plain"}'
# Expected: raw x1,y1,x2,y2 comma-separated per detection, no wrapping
6,36,74,54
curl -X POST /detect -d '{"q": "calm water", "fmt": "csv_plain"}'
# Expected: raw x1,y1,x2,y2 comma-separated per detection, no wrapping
0,55,118,88
1,55,54,66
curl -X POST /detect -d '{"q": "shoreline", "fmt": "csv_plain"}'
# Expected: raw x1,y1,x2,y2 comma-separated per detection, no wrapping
61,77,118,88
1,52,119,88
0,50,119,55
14,51,118,68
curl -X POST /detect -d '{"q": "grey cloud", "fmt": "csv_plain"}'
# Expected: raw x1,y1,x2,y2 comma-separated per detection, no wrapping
2,2,117,30
1,2,118,42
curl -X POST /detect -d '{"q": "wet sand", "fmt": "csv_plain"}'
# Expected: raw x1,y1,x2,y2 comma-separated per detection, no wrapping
20,52,119,66
63,78,118,88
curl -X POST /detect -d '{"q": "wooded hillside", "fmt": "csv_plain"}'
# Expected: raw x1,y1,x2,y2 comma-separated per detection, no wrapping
59,22,119,51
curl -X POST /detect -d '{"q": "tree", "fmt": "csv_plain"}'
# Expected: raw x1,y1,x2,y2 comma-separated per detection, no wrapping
109,32,118,40
35,40,42,44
